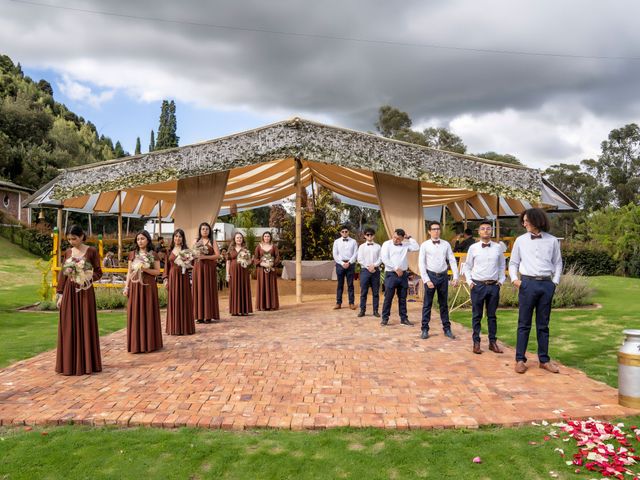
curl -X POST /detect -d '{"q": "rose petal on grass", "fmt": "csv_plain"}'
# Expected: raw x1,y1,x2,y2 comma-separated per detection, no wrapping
472,457,482,464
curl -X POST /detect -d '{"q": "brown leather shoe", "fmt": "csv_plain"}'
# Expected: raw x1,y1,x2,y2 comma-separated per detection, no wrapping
515,361,528,374
489,341,504,354
473,342,482,354
333,304,341,310
539,361,560,374
349,304,357,310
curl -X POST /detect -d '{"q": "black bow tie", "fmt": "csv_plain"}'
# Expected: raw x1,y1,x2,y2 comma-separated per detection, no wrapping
342,238,349,242
482,243,490,248
432,240,440,245
367,243,374,246
531,234,542,240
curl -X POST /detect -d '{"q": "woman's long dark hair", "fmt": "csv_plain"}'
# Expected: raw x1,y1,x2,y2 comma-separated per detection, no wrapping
66,224,86,241
196,222,213,242
170,229,188,251
134,230,154,253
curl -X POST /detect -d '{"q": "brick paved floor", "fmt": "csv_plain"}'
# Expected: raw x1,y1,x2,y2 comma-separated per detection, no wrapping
0,296,634,430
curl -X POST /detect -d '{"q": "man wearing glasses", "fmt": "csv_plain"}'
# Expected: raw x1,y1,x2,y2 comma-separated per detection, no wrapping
356,227,382,318
509,208,562,374
462,221,506,355
418,221,459,340
332,225,358,310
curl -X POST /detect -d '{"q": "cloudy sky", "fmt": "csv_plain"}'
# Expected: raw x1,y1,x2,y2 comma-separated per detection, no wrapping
2,0,640,168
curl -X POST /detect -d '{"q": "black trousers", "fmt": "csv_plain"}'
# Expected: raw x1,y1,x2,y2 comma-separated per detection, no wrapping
470,283,500,343
381,272,408,321
516,279,555,363
359,268,380,312
335,263,355,305
421,272,450,331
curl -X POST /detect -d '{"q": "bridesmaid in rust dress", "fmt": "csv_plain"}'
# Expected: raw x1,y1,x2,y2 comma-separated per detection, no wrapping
254,231,280,311
227,232,253,316
163,229,195,335
124,230,163,353
192,222,220,324
56,225,102,375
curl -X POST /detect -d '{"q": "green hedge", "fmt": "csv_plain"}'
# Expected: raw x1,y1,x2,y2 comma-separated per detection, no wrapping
0,223,53,259
38,285,168,311
561,242,617,276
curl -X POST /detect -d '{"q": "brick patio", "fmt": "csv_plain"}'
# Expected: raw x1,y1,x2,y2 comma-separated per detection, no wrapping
0,292,634,430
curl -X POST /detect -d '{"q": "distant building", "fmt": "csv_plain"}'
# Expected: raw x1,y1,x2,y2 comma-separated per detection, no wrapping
0,179,33,223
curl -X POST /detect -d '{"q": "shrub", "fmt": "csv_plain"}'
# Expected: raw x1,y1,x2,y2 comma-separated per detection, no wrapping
561,242,616,276
37,285,168,310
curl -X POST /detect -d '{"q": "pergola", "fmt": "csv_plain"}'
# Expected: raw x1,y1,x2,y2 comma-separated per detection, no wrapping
27,117,576,303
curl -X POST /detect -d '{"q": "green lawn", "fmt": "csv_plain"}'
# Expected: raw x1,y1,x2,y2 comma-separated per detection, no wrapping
451,276,640,387
0,236,125,368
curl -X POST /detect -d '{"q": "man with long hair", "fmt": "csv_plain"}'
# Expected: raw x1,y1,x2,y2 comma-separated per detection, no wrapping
509,208,563,374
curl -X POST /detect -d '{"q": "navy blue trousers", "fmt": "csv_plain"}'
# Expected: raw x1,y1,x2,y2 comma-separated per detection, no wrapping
470,283,500,343
516,279,555,363
359,268,380,312
335,263,355,305
382,272,409,322
421,272,450,331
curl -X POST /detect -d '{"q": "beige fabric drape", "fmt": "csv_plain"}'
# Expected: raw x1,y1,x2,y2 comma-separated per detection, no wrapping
173,171,229,244
373,172,426,273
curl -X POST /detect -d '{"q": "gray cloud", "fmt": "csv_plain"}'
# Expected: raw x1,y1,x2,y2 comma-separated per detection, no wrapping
1,0,640,166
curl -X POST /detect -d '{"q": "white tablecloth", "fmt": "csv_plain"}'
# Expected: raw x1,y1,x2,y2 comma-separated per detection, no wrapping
281,260,337,280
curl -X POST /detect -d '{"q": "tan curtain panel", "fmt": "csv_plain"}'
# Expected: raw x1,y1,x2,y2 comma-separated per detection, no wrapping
173,171,230,244
373,172,426,273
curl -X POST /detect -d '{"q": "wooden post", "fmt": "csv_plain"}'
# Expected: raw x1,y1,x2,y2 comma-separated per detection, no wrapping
117,191,123,263
463,201,468,230
158,201,162,237
295,158,303,304
56,207,63,265
441,205,447,231
64,210,69,234
87,213,93,237
495,196,501,241
126,217,130,237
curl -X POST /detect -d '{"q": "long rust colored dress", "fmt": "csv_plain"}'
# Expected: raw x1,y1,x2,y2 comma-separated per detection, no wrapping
56,246,103,375
192,242,220,321
254,244,280,311
126,250,163,353
229,247,253,315
164,249,195,335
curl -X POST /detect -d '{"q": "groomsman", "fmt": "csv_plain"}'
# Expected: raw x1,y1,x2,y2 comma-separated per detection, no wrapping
418,221,459,340
509,208,563,374
462,221,506,354
332,225,358,310
357,227,382,317
380,228,419,326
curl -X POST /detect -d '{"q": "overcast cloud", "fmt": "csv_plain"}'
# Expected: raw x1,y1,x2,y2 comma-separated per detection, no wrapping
2,0,640,167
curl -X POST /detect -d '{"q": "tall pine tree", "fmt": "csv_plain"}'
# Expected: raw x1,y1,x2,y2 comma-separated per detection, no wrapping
114,141,126,158
135,137,141,155
149,130,155,152
155,99,179,150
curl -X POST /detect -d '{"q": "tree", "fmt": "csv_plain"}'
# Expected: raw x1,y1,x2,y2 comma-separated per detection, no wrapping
155,99,179,150
149,130,155,152
135,137,141,155
114,141,126,158
375,105,412,138
582,124,640,207
423,127,467,154
475,151,522,166
543,163,600,209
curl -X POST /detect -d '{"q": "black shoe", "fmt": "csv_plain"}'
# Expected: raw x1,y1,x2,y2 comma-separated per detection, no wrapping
444,329,456,339
205,319,212,324
357,310,365,317
400,319,414,326
373,311,380,318
421,329,429,339
380,318,388,326
196,320,205,324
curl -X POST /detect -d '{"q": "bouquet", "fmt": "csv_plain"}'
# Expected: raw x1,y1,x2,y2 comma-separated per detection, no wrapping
192,241,210,258
175,249,195,274
237,248,252,269
62,256,94,291
130,251,155,284
260,252,275,273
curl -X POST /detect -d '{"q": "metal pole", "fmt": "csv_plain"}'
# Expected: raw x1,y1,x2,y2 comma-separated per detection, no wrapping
56,207,63,265
117,191,123,263
495,196,501,241
158,201,162,237
295,158,303,304
88,213,92,237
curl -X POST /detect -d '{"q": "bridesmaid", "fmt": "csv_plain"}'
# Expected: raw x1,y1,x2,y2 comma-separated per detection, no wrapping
227,231,253,316
192,222,220,324
124,230,163,353
254,231,280,311
163,229,195,336
56,225,102,375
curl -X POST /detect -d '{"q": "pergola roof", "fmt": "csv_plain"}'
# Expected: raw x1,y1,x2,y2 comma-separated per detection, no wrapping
26,117,577,218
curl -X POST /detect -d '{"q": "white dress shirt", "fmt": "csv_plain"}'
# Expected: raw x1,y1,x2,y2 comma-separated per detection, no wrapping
508,232,563,285
332,237,358,264
462,241,506,285
418,239,459,283
380,238,419,272
357,242,382,268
